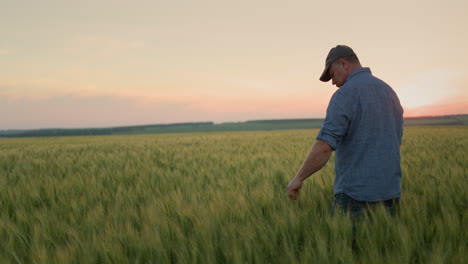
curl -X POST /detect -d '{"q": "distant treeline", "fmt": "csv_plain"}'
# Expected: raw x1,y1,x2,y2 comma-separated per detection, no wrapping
1,115,467,138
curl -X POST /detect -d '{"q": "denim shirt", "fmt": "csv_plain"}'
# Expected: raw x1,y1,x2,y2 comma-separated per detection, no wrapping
317,67,404,202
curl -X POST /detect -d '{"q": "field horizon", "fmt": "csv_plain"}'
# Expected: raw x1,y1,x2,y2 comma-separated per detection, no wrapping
1,114,467,138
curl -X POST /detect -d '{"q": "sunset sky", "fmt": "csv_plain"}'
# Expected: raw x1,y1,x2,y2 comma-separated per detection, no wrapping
1,0,467,129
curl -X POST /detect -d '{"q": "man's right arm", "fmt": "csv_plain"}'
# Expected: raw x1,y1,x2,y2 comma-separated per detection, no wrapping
293,140,332,182
287,90,350,200
287,140,332,200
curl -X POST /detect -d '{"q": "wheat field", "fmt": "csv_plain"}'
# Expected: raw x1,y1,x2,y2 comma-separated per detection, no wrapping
0,126,466,263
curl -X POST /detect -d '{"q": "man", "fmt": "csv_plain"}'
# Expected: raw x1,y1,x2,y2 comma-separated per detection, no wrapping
287,45,403,217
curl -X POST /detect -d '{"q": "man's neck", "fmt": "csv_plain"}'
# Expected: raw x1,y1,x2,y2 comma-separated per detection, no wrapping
348,64,362,74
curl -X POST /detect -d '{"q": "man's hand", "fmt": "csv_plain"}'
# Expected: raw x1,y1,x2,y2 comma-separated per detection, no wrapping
287,177,303,200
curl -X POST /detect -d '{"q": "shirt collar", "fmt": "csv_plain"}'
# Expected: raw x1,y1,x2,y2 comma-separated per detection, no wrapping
346,67,371,82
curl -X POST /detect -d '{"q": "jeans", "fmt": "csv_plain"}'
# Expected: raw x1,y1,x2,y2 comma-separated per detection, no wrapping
330,193,400,218
330,193,400,251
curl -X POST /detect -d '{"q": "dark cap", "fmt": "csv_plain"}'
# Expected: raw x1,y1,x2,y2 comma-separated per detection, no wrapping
319,45,356,82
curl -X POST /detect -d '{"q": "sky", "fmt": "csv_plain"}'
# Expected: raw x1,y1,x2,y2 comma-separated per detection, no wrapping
1,0,467,129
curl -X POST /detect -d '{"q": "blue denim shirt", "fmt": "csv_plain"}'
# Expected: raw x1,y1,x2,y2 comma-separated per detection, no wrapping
317,67,403,202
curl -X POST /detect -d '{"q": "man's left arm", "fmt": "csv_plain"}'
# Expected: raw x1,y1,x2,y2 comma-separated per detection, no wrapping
287,139,333,200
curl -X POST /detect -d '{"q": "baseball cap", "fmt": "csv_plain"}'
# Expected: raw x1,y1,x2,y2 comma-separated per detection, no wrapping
319,45,356,82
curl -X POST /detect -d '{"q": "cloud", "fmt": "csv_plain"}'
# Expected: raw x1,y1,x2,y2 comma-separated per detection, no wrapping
0,92,196,129
2,68,465,130
3,84,465,130
0,85,329,129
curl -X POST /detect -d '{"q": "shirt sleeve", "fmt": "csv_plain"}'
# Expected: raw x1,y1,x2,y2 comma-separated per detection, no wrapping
392,89,404,145
316,90,353,150
398,106,404,145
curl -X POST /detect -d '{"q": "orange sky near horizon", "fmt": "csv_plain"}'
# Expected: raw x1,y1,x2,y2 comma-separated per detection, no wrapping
1,0,467,129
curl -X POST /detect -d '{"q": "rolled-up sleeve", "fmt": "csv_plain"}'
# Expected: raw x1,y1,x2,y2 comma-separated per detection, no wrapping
316,91,353,150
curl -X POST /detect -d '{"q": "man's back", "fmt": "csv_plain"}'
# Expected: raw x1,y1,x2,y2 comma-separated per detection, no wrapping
317,67,404,201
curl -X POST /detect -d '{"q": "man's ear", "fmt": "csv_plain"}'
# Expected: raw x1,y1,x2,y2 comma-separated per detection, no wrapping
340,59,349,70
